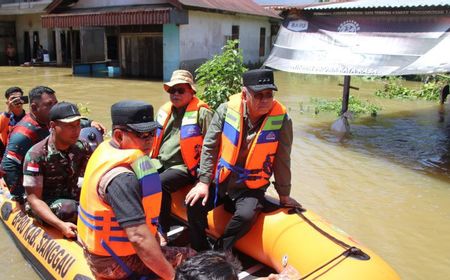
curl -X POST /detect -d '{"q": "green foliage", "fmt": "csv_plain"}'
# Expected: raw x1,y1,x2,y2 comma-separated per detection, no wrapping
374,76,448,101
417,82,443,101
374,76,415,99
77,102,91,116
195,40,248,110
311,95,381,117
436,74,450,84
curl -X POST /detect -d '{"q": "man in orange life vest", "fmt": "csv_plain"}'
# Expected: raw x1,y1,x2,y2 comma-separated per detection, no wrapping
185,69,301,251
151,70,213,247
78,101,194,280
0,87,26,161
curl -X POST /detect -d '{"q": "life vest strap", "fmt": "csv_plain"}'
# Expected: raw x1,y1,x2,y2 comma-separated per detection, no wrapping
100,239,133,278
213,158,266,207
218,158,263,183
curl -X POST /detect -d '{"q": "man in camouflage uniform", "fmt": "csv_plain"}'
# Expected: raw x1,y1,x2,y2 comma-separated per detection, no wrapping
23,102,91,238
1,86,104,204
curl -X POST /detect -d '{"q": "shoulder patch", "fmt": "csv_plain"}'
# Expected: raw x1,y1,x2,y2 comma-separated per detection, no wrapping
26,162,39,173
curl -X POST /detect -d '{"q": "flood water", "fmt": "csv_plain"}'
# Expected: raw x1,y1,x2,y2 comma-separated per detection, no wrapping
0,67,449,280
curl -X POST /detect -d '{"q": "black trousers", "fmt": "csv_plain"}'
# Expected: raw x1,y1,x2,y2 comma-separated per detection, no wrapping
158,168,196,233
186,185,217,251
188,187,265,251
220,189,265,250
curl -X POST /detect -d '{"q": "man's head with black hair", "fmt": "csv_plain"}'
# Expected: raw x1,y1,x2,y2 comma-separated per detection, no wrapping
175,251,242,280
4,87,24,115
29,86,55,103
29,86,57,124
5,87,23,99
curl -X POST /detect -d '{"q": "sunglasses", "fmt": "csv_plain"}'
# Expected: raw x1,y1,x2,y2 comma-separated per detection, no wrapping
120,127,156,139
168,87,186,95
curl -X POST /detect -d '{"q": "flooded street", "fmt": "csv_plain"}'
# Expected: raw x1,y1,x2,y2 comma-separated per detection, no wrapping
0,67,449,280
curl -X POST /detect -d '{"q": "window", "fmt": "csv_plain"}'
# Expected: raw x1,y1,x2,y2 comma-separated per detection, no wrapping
231,25,239,48
232,25,239,40
259,27,266,57
107,35,118,60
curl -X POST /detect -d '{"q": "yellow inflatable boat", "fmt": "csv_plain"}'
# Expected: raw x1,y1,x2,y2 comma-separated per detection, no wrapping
170,187,401,280
0,186,95,280
0,183,400,280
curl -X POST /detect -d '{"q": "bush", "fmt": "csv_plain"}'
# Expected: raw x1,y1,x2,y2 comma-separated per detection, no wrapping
77,102,91,116
195,40,248,110
375,76,449,101
311,95,381,117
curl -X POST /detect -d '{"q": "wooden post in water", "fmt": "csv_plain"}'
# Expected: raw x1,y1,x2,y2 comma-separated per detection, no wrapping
333,76,359,135
341,75,351,115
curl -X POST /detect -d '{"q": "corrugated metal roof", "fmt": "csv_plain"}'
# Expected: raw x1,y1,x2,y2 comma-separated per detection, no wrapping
256,0,320,5
178,0,280,18
259,1,355,11
305,0,450,10
42,6,171,28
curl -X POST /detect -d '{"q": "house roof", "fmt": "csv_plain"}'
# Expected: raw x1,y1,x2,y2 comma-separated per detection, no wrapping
257,1,354,12
254,0,319,8
42,6,171,28
176,0,280,18
45,0,280,19
304,0,450,10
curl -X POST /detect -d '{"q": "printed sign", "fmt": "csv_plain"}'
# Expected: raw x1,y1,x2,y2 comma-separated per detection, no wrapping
267,15,450,75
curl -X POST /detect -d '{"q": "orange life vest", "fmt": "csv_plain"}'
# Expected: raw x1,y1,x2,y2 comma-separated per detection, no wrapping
217,93,287,189
78,141,162,256
152,96,209,176
0,112,19,150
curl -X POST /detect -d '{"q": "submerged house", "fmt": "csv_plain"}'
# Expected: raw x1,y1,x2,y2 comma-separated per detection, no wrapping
0,0,53,65
41,0,280,80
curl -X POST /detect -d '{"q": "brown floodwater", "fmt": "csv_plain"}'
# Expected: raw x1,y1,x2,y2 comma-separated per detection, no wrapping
0,67,449,280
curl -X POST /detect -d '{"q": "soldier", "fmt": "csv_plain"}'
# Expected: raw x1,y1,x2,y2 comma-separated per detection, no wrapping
1,86,104,204
23,102,92,238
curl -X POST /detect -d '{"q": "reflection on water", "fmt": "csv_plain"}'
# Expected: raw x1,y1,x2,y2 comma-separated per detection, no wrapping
0,67,449,280
316,108,450,181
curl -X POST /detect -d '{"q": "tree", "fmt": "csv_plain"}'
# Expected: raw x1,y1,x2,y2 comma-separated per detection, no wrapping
195,40,248,110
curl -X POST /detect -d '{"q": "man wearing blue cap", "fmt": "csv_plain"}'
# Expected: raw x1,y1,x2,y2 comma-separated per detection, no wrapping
23,102,92,238
185,69,301,251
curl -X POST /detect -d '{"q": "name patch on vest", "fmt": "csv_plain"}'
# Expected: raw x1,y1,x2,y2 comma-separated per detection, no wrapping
181,124,201,139
257,130,280,144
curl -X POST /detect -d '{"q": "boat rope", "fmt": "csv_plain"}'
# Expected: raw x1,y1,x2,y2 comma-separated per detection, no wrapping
284,206,370,279
299,247,354,280
288,206,369,260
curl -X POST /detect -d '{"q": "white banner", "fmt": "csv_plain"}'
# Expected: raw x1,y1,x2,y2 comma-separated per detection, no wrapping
265,15,450,75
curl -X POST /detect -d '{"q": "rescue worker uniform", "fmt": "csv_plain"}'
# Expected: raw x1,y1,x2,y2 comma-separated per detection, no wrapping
78,101,194,279
152,96,212,239
194,91,293,251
